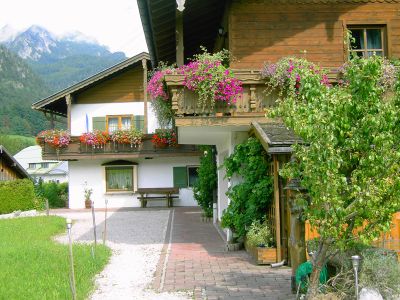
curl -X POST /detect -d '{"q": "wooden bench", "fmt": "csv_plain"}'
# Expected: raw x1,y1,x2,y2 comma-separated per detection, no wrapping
137,187,179,208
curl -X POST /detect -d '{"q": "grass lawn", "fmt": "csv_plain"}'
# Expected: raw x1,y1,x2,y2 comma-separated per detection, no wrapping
0,216,111,299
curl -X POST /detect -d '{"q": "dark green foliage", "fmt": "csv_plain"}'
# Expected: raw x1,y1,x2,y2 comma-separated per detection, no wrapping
0,135,36,155
0,45,51,136
0,179,44,214
0,40,124,136
35,181,68,208
221,138,274,237
193,145,217,218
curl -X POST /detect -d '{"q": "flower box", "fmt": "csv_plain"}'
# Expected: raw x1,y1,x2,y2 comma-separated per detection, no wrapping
244,239,277,265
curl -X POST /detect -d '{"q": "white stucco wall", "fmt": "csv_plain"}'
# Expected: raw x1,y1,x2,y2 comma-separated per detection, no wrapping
70,102,158,135
216,131,248,221
68,156,200,209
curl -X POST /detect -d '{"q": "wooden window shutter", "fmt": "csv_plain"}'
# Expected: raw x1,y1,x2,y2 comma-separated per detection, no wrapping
134,115,144,131
173,166,188,188
92,117,106,131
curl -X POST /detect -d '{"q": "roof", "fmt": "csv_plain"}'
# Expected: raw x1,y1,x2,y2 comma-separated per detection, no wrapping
32,52,150,116
27,161,68,177
250,121,302,154
0,145,30,179
14,146,59,169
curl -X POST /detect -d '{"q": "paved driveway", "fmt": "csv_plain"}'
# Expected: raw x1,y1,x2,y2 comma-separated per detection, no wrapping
153,207,294,300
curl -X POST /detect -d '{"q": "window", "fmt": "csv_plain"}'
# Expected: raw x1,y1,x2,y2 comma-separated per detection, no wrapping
94,115,144,133
173,166,199,188
41,162,49,168
106,115,132,133
348,26,386,58
187,166,199,187
105,166,134,192
28,163,36,169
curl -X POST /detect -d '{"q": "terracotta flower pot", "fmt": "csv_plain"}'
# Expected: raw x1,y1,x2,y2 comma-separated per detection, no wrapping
85,199,92,209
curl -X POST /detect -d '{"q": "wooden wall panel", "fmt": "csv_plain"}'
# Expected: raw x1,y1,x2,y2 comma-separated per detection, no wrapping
0,164,20,181
229,2,400,69
76,67,144,104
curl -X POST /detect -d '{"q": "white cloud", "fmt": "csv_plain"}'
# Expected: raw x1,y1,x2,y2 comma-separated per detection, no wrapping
0,0,148,56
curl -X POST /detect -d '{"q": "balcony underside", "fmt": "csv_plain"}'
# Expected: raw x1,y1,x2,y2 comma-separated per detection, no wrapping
175,115,276,127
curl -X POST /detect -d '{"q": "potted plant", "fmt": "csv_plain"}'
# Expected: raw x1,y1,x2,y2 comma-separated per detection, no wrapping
245,220,277,264
80,130,110,149
151,129,177,147
84,187,93,209
110,128,143,147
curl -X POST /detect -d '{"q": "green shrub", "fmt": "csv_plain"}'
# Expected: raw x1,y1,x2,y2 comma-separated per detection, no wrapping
193,145,217,218
36,181,68,208
0,179,43,214
246,220,275,248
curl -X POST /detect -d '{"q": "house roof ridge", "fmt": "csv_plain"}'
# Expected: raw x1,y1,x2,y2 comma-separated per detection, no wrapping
32,52,150,113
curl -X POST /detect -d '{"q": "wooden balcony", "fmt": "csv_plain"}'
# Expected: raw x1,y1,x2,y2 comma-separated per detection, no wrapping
38,135,201,160
165,70,278,127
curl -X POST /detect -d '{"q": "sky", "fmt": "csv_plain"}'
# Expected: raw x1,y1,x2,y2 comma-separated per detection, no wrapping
0,0,148,57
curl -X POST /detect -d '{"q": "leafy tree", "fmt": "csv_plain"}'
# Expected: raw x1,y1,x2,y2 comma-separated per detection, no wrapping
221,137,274,238
193,145,217,217
264,56,400,296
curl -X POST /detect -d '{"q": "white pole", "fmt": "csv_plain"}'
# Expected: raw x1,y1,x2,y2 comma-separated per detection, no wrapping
103,199,108,245
91,200,97,246
66,218,76,300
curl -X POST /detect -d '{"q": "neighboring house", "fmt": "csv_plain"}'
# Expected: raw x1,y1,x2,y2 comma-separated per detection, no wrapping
14,145,68,183
32,52,201,209
137,0,400,264
0,145,29,181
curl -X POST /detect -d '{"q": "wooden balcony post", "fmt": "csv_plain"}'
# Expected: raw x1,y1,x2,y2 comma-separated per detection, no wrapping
273,155,282,262
142,58,148,134
176,10,184,66
250,85,257,111
66,94,72,134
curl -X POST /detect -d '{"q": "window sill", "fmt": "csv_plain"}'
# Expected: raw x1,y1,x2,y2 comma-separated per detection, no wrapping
105,191,135,195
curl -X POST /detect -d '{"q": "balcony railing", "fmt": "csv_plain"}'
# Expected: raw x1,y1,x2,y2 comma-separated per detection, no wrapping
165,70,278,117
37,135,201,160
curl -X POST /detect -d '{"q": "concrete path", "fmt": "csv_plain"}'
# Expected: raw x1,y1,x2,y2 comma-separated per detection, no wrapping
154,207,294,300
54,209,190,300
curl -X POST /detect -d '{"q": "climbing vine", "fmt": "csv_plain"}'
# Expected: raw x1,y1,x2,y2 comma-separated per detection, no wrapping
193,145,217,218
221,137,274,238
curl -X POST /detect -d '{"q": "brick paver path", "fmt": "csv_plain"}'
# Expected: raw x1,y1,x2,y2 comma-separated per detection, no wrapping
154,207,295,300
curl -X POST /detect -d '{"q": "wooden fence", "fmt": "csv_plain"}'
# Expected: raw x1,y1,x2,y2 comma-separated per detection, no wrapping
305,212,400,258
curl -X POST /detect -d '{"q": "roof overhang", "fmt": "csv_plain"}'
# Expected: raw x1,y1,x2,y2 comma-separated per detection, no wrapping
137,0,226,66
250,121,303,155
32,52,150,116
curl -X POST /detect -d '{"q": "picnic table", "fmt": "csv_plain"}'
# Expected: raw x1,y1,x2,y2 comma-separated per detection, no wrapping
137,187,179,208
